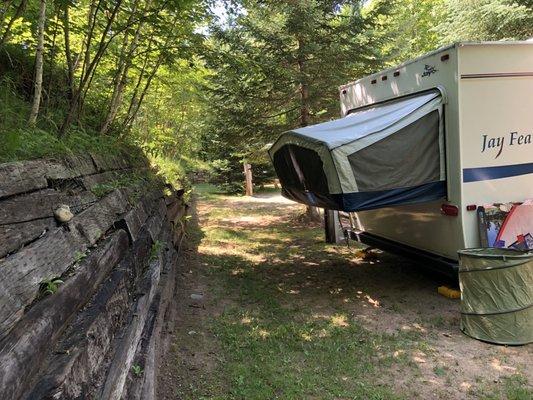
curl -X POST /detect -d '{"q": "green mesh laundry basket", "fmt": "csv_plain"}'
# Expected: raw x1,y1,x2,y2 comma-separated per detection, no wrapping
458,248,533,345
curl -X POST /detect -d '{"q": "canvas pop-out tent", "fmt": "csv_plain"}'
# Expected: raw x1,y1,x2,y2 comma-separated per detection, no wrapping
268,90,446,212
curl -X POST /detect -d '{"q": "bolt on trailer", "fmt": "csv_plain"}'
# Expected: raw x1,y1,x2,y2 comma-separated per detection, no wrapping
269,42,533,274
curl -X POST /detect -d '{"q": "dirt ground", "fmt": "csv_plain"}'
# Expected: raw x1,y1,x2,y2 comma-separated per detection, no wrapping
157,189,532,400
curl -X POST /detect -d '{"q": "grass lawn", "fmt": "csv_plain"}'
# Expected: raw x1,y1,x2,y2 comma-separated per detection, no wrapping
162,186,533,400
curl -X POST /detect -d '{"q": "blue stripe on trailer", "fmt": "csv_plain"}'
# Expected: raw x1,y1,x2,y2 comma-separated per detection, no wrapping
463,162,533,183
333,181,446,212
281,181,447,212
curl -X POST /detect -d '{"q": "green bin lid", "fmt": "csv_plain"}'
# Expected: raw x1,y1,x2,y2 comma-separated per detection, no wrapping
458,248,532,259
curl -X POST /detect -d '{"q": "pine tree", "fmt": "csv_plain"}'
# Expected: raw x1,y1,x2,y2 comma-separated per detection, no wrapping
205,0,391,198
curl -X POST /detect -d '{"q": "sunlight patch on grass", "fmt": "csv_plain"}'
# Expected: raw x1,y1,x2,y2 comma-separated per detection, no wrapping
330,314,350,328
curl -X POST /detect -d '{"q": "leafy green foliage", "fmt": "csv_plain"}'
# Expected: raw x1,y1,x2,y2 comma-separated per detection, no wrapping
374,0,445,66
39,278,64,297
435,0,533,44
74,251,88,264
0,0,210,185
149,240,165,262
90,172,153,198
373,0,533,66
131,364,143,377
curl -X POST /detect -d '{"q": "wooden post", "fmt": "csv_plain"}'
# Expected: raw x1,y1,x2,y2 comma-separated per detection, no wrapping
325,209,343,243
244,163,253,196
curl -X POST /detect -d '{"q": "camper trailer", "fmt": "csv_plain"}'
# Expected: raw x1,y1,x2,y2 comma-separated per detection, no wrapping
269,42,533,272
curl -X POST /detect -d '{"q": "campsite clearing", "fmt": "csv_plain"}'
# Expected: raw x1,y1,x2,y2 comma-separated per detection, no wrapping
157,186,532,400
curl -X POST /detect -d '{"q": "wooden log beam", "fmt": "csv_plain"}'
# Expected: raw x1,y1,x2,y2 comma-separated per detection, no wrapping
244,162,253,196
0,161,48,199
27,258,134,400
0,231,129,400
48,154,96,180
0,155,97,200
0,189,131,338
80,170,122,190
120,295,158,400
147,230,179,400
69,189,131,246
90,153,130,172
130,227,154,284
0,226,88,338
122,224,177,400
146,200,167,242
0,189,97,225
100,255,162,400
114,201,148,243
0,218,54,259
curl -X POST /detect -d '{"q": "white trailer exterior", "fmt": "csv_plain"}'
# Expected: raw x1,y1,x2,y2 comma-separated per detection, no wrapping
339,42,533,262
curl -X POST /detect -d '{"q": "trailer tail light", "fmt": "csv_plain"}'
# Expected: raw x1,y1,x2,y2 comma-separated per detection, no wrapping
466,204,477,211
441,204,459,216
381,75,388,81
371,79,377,84
441,54,450,62
393,71,400,77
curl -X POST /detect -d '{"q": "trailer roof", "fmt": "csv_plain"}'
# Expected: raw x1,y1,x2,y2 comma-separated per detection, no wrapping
339,41,533,90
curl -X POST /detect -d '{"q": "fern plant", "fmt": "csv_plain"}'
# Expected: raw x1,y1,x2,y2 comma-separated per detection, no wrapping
149,240,165,262
131,364,143,377
39,278,64,296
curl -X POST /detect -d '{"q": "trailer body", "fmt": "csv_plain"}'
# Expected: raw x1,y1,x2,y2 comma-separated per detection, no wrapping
337,42,533,262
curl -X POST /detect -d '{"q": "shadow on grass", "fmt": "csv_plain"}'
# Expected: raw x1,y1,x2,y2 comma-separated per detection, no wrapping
185,190,532,400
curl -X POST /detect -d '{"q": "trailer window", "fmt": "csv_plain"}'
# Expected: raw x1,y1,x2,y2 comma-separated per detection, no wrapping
348,110,441,191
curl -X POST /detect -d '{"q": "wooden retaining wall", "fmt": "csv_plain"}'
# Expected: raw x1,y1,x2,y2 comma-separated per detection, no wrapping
0,154,187,400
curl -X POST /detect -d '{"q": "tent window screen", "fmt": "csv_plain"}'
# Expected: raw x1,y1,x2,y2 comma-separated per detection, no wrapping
272,144,329,194
348,110,441,192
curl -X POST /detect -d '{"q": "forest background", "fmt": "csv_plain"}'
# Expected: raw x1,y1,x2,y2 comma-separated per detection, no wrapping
0,0,532,192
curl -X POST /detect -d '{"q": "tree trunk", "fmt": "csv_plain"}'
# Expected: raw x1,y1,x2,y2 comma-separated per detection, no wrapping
62,4,74,102
121,55,162,132
100,0,144,135
59,0,122,135
297,37,320,221
0,0,28,48
120,56,149,134
44,10,59,111
120,12,180,134
306,206,321,221
28,0,46,126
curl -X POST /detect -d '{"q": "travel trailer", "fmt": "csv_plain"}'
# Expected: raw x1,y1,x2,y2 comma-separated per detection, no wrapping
269,42,533,273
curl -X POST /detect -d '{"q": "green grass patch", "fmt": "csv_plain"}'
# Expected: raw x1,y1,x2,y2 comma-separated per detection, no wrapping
180,192,420,400
0,126,140,163
472,374,533,400
179,192,533,400
213,313,406,399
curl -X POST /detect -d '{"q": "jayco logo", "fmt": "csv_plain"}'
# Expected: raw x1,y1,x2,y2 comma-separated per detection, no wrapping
481,132,532,158
421,64,437,77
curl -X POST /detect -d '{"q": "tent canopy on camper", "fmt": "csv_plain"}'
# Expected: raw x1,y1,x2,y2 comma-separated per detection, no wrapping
268,90,447,211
